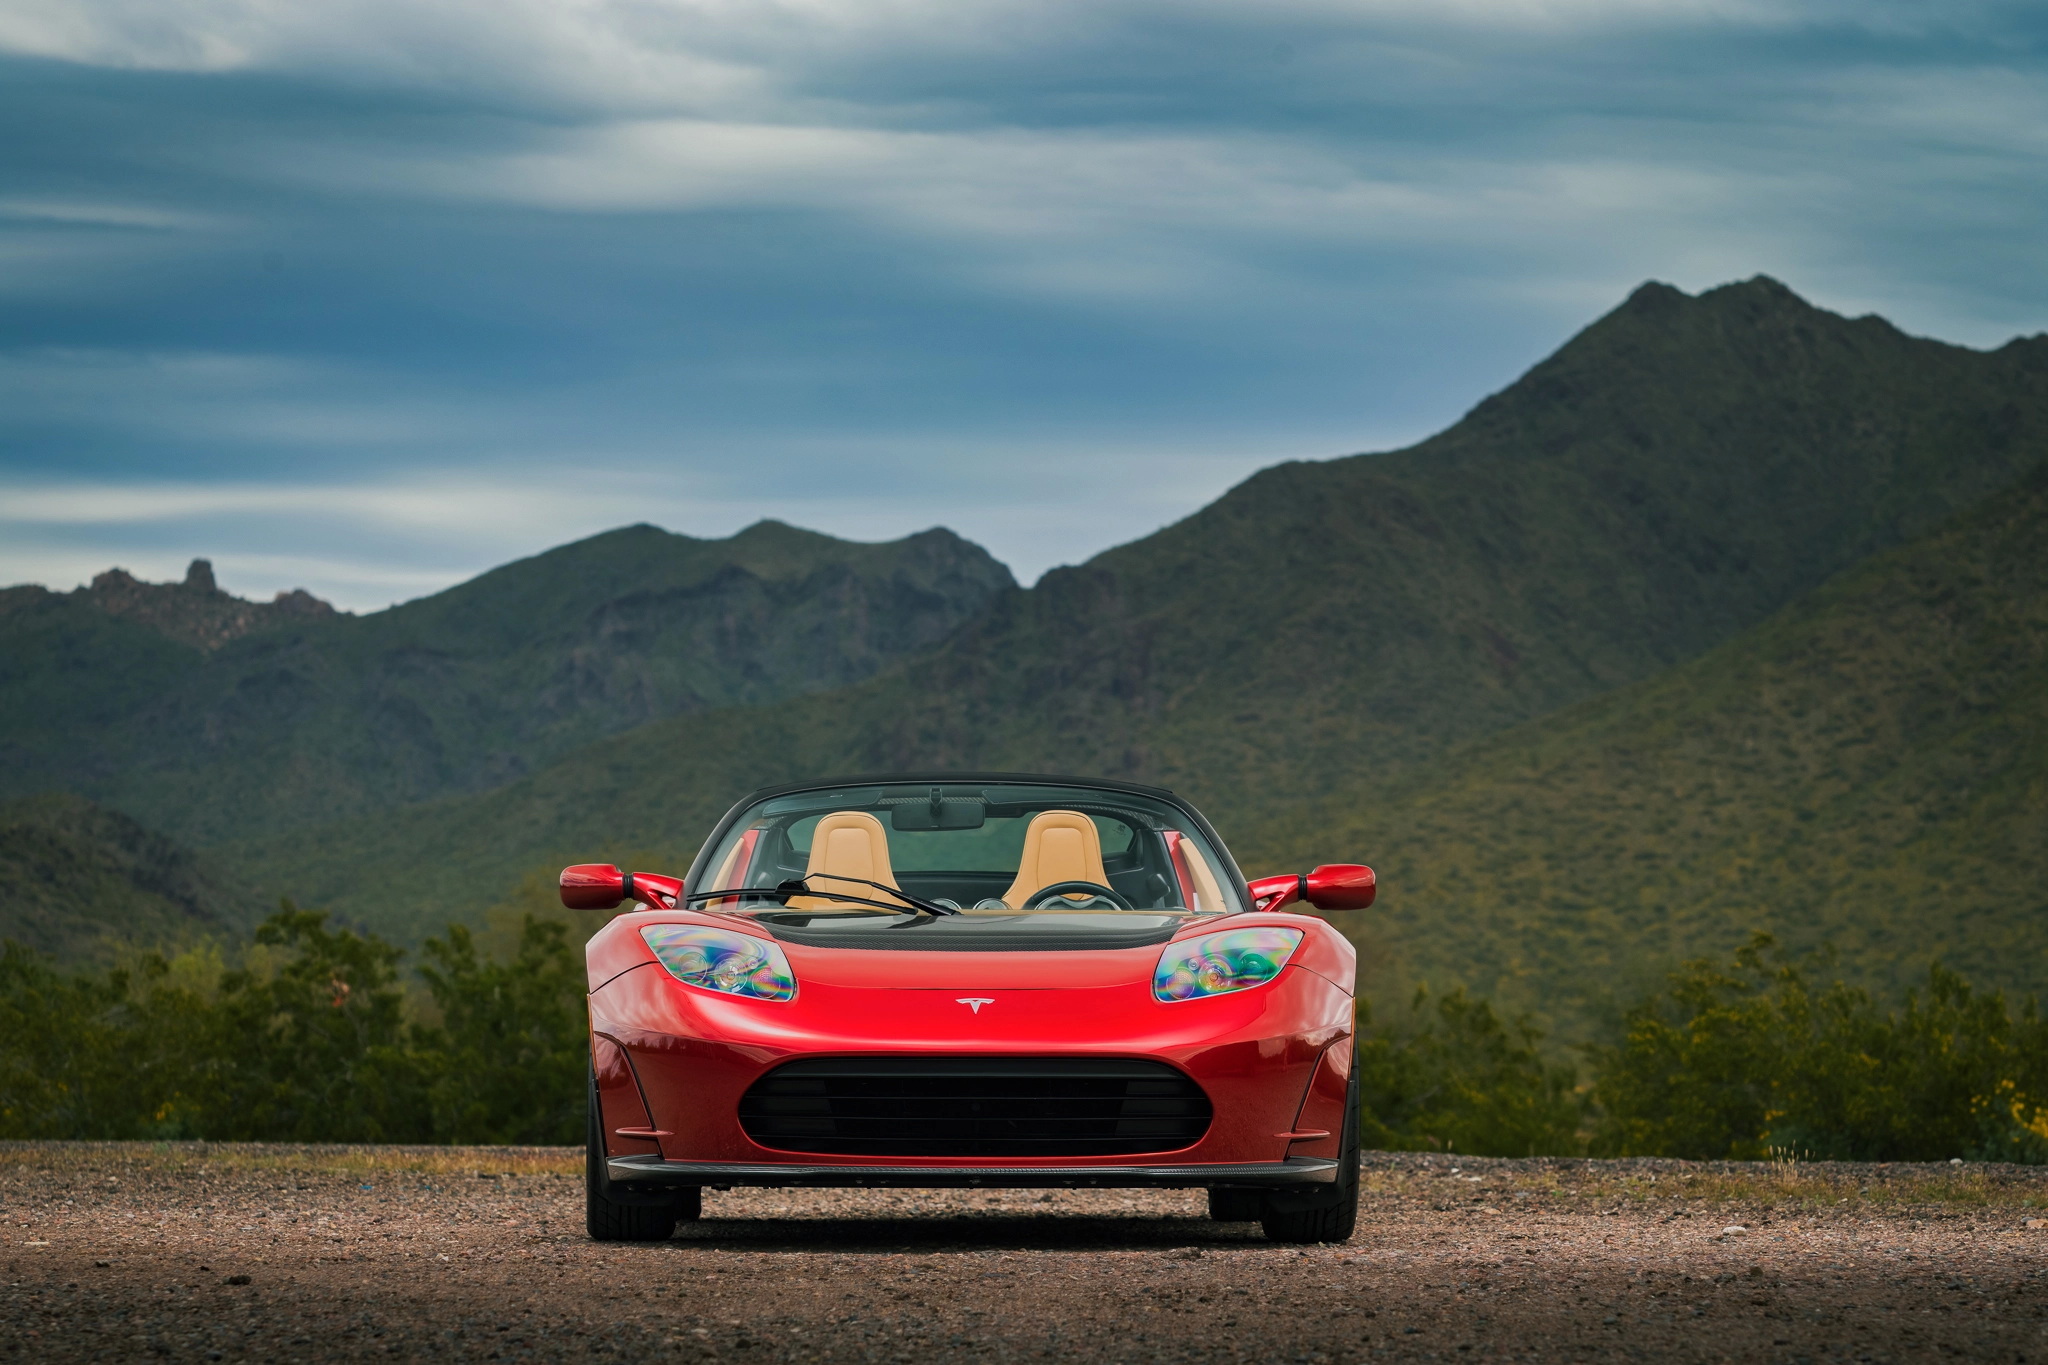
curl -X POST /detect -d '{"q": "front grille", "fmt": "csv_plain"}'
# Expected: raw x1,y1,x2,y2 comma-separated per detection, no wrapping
738,1057,1212,1157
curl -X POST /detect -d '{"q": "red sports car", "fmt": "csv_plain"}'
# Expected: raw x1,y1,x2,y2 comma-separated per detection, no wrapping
562,773,1376,1243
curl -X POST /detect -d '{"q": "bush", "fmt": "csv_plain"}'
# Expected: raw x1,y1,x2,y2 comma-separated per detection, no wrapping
196,906,438,1141
0,905,587,1143
0,940,225,1139
419,918,586,1144
1355,986,1583,1156
12,911,2045,1162
1591,934,2048,1162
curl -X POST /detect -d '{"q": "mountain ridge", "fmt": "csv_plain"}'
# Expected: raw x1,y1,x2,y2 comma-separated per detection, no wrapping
0,520,1016,844
223,275,2048,950
1249,456,2048,1037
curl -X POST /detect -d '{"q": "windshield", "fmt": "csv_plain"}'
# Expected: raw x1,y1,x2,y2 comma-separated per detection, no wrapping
692,781,1244,917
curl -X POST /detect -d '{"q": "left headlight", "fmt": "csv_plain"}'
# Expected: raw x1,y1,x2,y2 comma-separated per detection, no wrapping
1153,927,1304,1002
641,925,796,1001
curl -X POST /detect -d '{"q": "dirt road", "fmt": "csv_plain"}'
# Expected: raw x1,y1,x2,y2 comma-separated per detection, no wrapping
3,1144,2043,1362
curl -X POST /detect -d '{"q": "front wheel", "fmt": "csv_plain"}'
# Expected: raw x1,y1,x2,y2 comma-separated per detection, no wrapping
586,1069,695,1242
1207,1187,1264,1221
1259,1048,1360,1244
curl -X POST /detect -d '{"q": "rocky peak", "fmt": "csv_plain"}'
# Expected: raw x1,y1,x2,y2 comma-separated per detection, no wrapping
80,559,344,651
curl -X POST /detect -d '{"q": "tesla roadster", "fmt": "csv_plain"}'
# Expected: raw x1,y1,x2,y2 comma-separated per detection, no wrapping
561,773,1376,1244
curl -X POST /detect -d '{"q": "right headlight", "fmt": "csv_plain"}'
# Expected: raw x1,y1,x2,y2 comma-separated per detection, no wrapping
641,925,796,1002
1152,927,1304,1002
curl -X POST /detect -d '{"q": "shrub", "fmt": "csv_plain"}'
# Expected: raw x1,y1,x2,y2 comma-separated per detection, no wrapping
0,940,223,1139
1355,986,1583,1156
190,906,438,1141
1590,934,2048,1161
420,917,587,1144
0,906,589,1143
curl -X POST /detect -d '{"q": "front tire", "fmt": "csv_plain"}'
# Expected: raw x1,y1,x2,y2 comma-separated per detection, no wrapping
1259,1048,1360,1245
585,1070,692,1242
1208,1187,1264,1221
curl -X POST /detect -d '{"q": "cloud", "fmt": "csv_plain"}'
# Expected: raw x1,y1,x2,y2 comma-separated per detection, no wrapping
0,0,1788,83
0,415,1409,608
0,0,2041,612
0,198,229,230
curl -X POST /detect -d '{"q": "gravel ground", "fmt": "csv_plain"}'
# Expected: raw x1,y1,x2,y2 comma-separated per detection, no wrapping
3,1144,2044,1363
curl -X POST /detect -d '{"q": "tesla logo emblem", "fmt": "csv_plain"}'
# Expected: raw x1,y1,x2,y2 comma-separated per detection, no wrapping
957,997,995,1014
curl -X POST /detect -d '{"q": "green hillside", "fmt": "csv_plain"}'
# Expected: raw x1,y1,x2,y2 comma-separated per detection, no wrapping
820,276,2048,795
0,794,267,963
257,458,2048,1045
228,277,2048,948
1253,461,2048,1038
0,521,1012,845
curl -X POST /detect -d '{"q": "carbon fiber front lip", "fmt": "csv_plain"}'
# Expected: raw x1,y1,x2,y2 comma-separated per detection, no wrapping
606,1155,1338,1188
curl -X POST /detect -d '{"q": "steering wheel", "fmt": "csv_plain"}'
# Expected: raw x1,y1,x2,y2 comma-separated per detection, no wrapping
1024,880,1134,911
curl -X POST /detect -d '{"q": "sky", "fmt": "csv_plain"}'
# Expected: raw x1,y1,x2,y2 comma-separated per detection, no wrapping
2,0,2045,610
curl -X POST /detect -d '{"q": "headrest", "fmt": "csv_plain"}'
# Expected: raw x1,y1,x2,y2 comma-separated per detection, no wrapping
1000,809,1108,909
790,810,899,910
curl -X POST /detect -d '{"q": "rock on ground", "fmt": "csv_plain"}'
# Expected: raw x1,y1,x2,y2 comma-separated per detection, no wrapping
2,1145,2044,1362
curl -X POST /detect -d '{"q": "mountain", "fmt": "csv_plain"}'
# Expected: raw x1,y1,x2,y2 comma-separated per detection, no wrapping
227,277,2048,945
58,557,342,651
0,521,1015,845
0,794,268,963
883,276,2048,792
1248,459,2048,1037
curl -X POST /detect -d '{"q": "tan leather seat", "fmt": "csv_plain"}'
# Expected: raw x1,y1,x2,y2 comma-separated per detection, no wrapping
999,810,1110,910
788,811,901,911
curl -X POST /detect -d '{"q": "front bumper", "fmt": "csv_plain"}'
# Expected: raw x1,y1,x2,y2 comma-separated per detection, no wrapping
592,958,1356,1170
607,1154,1340,1189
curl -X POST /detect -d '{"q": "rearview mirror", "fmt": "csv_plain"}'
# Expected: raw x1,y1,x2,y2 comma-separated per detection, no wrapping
889,795,986,831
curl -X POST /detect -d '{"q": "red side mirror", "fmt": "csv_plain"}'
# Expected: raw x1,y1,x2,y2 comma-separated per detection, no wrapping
1246,874,1305,912
628,873,683,909
1304,864,1376,911
560,864,685,910
560,863,625,910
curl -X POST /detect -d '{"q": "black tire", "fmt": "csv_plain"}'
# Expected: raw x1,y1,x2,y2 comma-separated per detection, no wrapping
585,1070,686,1243
1259,1048,1360,1244
1208,1187,1265,1221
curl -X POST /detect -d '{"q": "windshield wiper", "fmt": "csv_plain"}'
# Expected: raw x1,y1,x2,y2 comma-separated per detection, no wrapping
681,887,788,905
680,878,960,917
794,873,962,917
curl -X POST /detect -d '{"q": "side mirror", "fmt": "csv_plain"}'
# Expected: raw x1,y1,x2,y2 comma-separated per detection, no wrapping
1305,863,1375,911
1246,864,1377,913
1246,873,1305,913
559,865,685,910
561,863,625,910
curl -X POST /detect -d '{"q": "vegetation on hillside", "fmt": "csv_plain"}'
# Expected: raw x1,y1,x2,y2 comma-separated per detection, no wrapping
0,907,585,1144
3,911,2042,1165
7,276,2044,1049
1589,936,2048,1163
1355,987,1583,1157
0,794,269,961
224,451,2048,1042
0,522,1014,845
1253,457,2048,1037
1342,936,2048,1161
224,279,2048,961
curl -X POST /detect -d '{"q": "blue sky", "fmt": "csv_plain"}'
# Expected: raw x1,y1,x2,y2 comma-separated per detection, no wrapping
3,0,2044,609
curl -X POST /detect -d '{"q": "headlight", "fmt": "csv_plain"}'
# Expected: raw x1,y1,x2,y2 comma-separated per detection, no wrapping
641,925,796,1001
1153,927,1304,1002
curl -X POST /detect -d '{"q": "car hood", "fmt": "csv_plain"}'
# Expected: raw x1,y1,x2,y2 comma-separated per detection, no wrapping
756,912,1195,990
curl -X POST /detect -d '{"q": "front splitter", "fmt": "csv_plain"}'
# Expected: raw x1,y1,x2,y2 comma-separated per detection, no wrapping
606,1154,1339,1189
